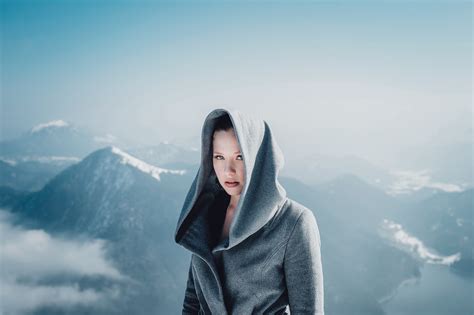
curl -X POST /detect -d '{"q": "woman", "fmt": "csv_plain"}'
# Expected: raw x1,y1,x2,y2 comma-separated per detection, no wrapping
174,108,324,314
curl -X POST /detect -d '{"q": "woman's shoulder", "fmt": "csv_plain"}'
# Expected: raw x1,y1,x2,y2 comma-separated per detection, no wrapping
283,198,320,230
284,198,316,219
284,198,322,248
262,197,320,240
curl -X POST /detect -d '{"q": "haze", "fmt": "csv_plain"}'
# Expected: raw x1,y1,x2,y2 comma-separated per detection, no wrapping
1,0,471,169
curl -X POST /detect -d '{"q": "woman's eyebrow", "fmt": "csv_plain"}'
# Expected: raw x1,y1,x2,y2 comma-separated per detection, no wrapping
213,151,242,154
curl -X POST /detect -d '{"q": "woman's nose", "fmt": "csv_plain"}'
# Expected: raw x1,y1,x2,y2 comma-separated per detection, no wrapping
224,162,236,175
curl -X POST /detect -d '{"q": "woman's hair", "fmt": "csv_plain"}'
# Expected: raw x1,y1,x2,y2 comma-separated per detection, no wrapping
213,114,234,132
211,114,235,192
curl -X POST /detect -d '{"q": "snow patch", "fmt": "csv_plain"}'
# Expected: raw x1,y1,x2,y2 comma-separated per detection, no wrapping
110,146,186,181
378,218,461,265
0,158,17,166
31,120,69,133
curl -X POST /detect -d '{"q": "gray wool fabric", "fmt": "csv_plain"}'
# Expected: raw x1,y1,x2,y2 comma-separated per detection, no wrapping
174,108,324,315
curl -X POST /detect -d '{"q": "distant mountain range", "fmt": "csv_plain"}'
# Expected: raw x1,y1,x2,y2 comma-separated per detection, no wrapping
284,152,471,199
0,120,198,191
2,119,470,196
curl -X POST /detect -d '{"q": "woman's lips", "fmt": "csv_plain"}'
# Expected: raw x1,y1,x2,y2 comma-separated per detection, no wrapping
225,181,239,187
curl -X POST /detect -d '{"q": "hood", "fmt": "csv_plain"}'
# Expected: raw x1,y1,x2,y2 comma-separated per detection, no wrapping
174,108,287,257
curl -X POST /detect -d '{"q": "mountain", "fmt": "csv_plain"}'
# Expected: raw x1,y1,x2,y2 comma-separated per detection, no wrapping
8,146,194,315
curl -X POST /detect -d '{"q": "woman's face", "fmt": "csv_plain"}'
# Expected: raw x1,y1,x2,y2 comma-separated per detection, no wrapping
212,128,245,196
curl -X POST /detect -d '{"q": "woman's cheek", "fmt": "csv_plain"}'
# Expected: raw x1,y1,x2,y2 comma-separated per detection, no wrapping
214,163,224,177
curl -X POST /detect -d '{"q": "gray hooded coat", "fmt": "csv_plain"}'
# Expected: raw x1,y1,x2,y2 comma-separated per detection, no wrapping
174,108,324,315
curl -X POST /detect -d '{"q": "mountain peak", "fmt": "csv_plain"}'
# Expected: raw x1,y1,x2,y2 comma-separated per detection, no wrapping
30,120,70,133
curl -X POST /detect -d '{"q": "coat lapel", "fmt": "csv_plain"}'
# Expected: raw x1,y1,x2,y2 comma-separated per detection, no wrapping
178,194,229,314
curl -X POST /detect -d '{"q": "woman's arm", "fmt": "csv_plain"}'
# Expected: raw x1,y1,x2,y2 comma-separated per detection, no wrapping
182,257,201,314
284,209,324,315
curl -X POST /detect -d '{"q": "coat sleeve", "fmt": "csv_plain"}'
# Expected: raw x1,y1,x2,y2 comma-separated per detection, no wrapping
283,209,324,315
182,257,201,315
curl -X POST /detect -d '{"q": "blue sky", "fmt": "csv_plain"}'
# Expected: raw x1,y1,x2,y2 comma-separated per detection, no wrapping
1,0,471,166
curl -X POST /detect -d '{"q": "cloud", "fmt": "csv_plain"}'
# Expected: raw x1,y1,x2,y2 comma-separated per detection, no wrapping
2,282,120,315
387,169,463,195
0,210,124,315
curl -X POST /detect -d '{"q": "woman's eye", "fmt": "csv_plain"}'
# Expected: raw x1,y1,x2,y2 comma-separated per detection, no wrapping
213,155,243,160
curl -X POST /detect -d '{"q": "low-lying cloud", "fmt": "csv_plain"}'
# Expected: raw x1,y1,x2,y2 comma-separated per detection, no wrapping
0,210,124,315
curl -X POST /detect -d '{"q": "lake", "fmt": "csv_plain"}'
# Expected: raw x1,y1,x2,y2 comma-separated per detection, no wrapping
381,262,474,315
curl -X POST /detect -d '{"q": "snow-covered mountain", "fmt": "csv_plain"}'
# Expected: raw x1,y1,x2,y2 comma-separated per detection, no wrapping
6,145,194,315
12,146,188,234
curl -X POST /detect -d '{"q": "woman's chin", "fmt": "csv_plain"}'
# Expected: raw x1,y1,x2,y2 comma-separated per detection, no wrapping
224,187,242,196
